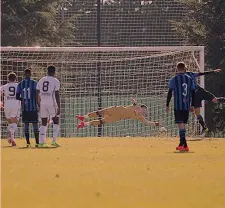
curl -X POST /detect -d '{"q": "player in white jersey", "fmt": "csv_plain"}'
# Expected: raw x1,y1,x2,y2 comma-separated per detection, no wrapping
0,73,20,146
37,66,60,147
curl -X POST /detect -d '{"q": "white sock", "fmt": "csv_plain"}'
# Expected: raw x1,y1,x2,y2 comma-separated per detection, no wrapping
84,115,89,119
7,124,11,132
53,124,59,142
84,122,90,126
12,123,17,132
8,124,14,140
39,126,47,144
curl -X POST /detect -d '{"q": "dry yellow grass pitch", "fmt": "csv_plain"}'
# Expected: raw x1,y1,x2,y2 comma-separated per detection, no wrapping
2,137,225,208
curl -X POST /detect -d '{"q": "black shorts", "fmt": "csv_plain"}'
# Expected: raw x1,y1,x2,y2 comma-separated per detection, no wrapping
22,111,39,123
174,110,189,124
194,87,215,108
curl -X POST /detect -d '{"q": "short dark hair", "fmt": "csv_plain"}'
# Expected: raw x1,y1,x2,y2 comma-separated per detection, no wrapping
47,65,56,74
140,104,147,109
24,68,31,75
176,62,186,70
8,72,17,82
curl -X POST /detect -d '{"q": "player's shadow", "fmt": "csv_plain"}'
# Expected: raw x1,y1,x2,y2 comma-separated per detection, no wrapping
1,145,14,148
17,146,57,149
172,151,195,154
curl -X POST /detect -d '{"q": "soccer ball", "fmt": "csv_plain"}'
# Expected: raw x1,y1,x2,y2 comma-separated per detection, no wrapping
159,126,167,133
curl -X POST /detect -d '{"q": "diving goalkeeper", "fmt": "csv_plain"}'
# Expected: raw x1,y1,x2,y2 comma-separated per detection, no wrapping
76,98,166,130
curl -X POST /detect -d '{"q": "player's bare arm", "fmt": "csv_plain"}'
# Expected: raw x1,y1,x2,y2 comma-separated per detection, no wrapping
16,84,22,101
55,90,60,115
166,88,173,113
0,88,4,109
137,115,162,127
36,90,40,108
198,68,221,76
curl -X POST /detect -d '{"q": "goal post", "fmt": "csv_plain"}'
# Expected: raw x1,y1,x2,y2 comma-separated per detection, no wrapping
199,48,205,125
0,46,204,138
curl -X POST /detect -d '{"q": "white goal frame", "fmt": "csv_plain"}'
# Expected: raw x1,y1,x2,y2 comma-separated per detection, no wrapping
1,46,205,137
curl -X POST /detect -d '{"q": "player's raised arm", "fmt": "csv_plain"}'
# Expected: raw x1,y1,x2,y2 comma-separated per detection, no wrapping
196,68,221,77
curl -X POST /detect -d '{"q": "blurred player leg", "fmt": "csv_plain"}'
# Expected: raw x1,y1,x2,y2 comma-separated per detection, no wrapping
39,119,48,147
77,115,119,129
24,123,31,147
39,106,48,147
5,109,19,146
193,89,208,136
174,110,189,152
52,115,60,147
195,108,208,136
76,109,105,121
32,123,39,147
5,109,13,144
22,110,39,147
9,120,18,146
77,118,105,129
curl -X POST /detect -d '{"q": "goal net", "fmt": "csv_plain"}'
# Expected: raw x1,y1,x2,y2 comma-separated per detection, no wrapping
0,46,204,138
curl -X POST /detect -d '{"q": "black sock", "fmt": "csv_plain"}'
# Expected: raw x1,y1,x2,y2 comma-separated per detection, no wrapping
24,123,30,144
217,97,225,104
34,132,39,144
197,115,207,129
33,123,39,144
179,129,186,147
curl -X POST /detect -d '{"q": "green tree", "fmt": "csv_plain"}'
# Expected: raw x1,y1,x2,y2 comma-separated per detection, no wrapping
65,0,186,46
1,0,76,46
172,0,225,135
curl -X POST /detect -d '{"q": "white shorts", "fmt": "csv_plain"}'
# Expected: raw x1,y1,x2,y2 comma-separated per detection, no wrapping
40,105,57,119
4,108,20,120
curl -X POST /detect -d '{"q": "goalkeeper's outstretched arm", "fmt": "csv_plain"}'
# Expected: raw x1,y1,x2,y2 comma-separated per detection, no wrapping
137,116,162,127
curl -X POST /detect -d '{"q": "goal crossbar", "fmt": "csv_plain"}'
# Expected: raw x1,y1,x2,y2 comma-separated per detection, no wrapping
1,46,204,52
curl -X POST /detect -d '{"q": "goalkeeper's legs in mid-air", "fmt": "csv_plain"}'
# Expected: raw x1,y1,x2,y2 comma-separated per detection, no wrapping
194,87,225,136
76,115,119,129
76,107,120,129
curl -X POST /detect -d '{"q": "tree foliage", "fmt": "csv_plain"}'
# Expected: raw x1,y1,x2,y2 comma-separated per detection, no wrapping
172,0,225,135
68,0,185,46
1,0,76,46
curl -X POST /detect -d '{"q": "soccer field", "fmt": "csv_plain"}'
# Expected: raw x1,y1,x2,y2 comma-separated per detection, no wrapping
2,137,225,208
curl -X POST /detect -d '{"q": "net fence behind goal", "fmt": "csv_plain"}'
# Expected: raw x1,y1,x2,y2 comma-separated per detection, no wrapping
0,46,204,138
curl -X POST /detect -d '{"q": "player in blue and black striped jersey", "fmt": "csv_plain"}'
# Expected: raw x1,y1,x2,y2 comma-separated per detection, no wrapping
16,69,39,147
166,62,196,152
185,69,225,136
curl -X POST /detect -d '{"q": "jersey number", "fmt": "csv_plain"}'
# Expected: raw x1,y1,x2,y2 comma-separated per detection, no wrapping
42,81,49,92
182,83,188,96
9,87,15,96
23,88,31,99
